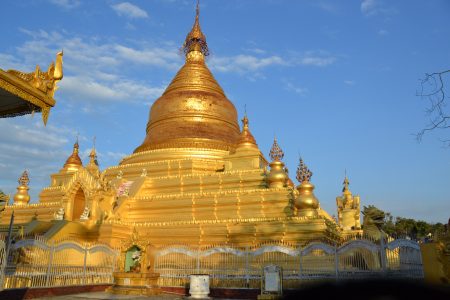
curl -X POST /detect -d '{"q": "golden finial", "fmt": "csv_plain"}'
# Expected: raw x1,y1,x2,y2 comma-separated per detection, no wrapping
18,170,30,187
74,133,79,153
296,157,313,183
269,138,284,161
182,0,209,56
89,136,98,166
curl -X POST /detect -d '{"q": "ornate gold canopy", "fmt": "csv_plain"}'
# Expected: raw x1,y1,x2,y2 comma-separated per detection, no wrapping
0,51,63,125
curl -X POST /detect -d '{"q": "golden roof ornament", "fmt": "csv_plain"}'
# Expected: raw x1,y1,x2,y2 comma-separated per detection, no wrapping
269,138,284,161
296,158,313,184
0,51,63,125
183,0,209,56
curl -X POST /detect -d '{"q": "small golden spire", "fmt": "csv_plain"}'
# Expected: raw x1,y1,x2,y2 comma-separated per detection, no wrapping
269,138,284,161
63,138,83,170
182,0,209,56
89,136,98,166
342,174,352,195
238,113,257,145
296,157,313,184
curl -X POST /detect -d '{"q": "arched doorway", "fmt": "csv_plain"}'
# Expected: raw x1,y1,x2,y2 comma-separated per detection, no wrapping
72,188,86,220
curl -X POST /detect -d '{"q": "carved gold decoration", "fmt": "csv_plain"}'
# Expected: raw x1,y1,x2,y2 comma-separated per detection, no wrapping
0,51,63,124
269,138,284,161
296,158,312,183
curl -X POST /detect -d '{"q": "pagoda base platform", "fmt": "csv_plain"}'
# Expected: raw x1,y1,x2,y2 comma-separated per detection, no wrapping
106,272,161,296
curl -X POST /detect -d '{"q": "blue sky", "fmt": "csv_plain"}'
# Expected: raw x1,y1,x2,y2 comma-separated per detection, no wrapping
0,0,449,223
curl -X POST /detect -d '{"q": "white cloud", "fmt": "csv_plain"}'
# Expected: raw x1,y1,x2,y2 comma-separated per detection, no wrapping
0,119,75,202
209,50,336,75
210,54,286,73
378,29,389,36
284,81,308,96
114,45,180,69
361,0,377,16
299,55,335,67
344,80,355,86
60,76,164,103
361,0,396,17
4,29,178,104
111,2,149,19
49,0,81,9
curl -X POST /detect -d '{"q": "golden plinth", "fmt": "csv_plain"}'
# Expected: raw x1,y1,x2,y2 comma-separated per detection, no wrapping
106,272,161,296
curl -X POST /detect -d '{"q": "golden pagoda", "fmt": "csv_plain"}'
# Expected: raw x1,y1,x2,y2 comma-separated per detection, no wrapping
0,5,362,250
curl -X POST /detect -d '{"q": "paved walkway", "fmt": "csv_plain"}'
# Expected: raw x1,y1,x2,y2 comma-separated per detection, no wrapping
35,292,184,300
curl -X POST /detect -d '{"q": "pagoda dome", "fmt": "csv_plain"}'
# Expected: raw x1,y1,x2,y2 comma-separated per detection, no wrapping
134,6,240,153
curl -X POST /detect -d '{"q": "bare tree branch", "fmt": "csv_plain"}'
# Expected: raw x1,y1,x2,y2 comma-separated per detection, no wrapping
416,69,450,145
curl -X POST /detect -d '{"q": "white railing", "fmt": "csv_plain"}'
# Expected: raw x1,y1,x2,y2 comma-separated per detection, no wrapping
154,238,424,288
2,238,118,289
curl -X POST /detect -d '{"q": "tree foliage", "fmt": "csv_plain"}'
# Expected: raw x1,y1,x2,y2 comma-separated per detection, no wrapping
417,69,450,145
363,205,446,239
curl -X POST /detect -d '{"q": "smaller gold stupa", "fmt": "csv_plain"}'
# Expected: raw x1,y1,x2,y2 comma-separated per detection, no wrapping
13,171,31,206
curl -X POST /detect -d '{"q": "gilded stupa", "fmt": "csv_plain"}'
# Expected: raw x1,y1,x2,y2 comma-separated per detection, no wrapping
0,5,363,248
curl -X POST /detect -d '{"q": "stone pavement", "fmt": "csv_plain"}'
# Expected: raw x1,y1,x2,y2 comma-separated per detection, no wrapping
34,291,184,300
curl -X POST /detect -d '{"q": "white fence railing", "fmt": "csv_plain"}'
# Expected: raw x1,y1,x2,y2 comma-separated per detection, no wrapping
154,238,424,288
1,238,118,289
0,237,424,290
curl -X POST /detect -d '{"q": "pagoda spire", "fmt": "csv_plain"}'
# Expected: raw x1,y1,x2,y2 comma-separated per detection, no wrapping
182,0,209,56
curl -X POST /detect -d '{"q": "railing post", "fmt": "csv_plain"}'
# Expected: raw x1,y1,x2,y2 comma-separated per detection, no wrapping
196,246,200,274
245,246,250,288
334,245,339,280
380,232,387,272
298,245,302,280
83,245,88,285
45,243,54,287
111,250,117,283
